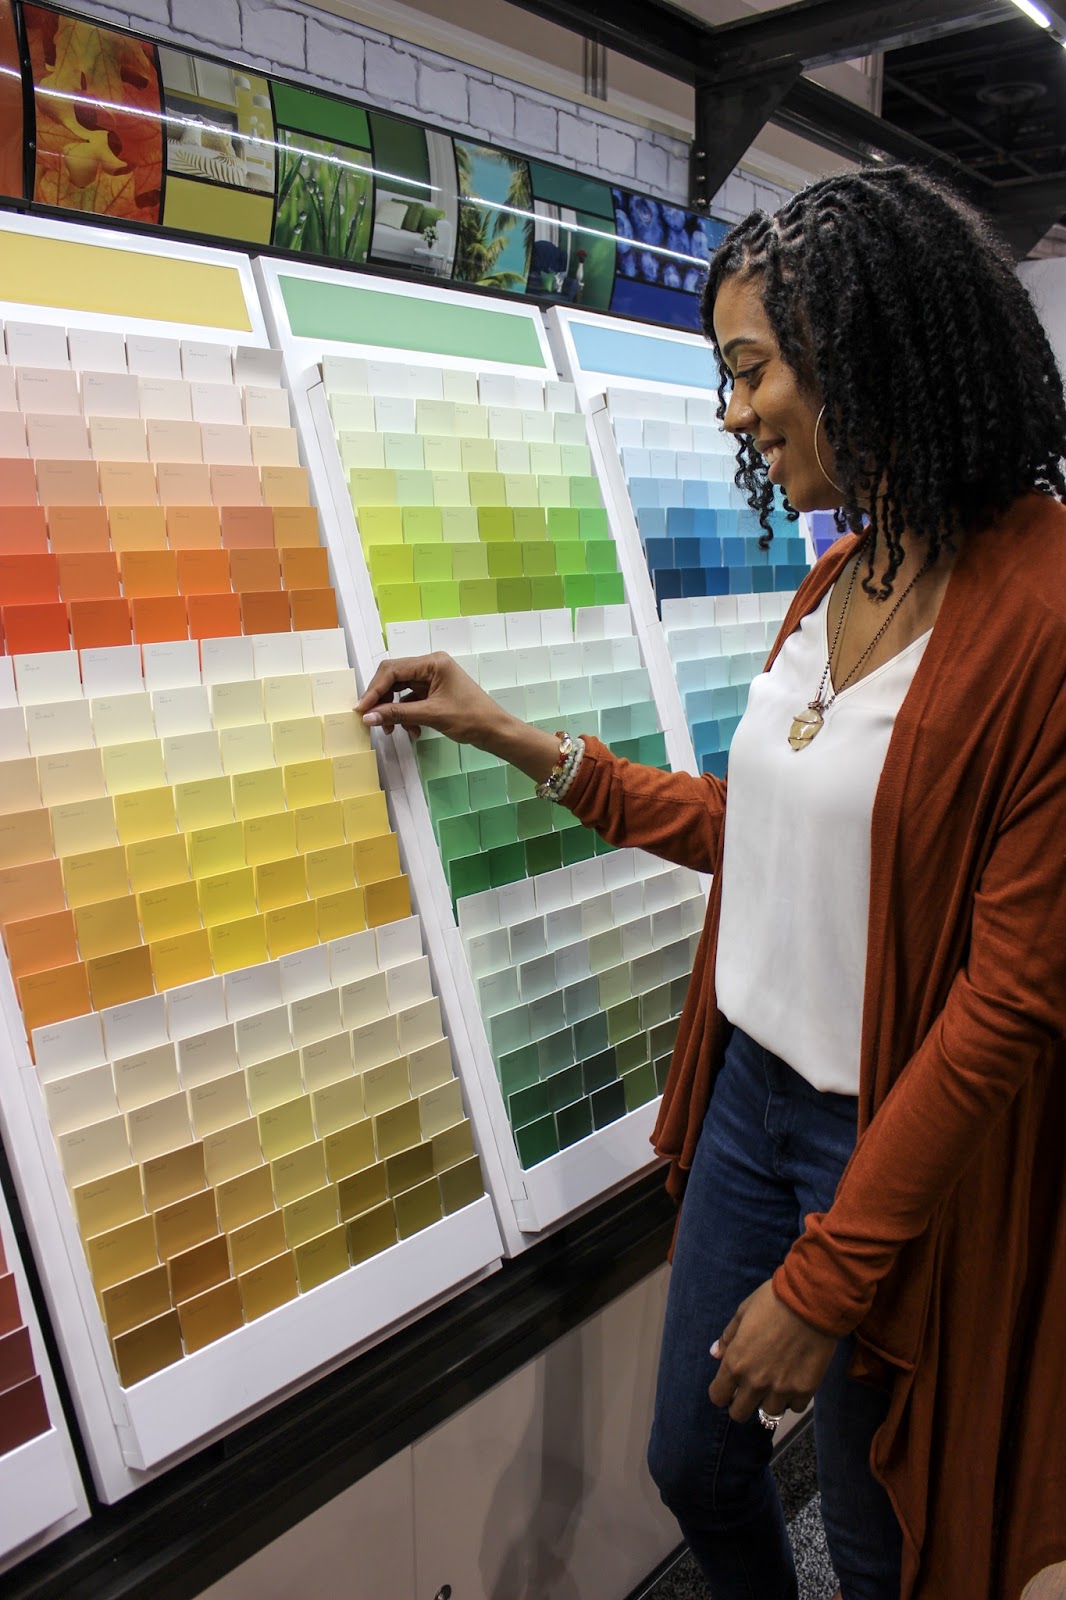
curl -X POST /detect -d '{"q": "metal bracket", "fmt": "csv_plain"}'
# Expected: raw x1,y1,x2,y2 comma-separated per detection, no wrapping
691,61,804,213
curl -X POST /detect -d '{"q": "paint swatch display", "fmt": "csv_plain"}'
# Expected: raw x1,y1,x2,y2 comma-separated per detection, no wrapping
0,1228,51,1457
322,353,695,1163
457,850,702,1164
0,323,334,652
0,318,485,1388
607,385,809,777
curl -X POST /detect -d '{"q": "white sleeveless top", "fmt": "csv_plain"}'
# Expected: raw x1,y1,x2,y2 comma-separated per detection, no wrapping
714,589,931,1095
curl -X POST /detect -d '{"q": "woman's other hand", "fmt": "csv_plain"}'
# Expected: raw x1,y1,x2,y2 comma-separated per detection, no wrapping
356,653,503,744
708,1280,837,1422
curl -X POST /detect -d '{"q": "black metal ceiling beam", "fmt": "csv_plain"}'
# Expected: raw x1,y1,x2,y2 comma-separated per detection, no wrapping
502,0,1054,253
777,75,980,180
693,73,975,210
697,0,1012,79
500,0,1012,82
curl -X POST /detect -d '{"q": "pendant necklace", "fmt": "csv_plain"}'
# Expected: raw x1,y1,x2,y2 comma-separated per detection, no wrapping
788,547,932,751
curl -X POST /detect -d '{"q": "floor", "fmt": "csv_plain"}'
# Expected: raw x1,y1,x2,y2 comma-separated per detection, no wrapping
643,1424,838,1600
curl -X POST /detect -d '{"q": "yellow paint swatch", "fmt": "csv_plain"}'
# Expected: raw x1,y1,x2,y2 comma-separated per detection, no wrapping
294,1224,349,1292
150,928,213,990
242,811,297,866
265,900,318,959
127,834,190,894
138,880,202,942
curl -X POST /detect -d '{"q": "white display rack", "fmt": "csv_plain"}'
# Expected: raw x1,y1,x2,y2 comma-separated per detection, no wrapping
547,307,813,780
0,217,502,1502
0,1160,87,1573
253,260,701,1249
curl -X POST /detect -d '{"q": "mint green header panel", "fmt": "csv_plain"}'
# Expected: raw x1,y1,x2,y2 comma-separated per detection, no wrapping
280,276,546,368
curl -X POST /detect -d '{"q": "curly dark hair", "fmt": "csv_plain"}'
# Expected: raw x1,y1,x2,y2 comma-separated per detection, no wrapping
700,164,1066,596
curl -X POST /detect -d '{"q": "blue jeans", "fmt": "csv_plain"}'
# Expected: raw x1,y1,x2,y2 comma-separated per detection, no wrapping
647,1028,903,1599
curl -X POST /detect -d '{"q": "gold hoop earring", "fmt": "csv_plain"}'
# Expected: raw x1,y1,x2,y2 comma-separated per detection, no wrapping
814,403,844,497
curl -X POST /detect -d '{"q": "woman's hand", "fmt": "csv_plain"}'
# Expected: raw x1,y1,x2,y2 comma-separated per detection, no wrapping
356,653,505,745
355,653,563,785
707,1280,837,1422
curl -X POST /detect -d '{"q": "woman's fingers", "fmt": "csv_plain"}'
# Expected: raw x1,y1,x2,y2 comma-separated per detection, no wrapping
356,656,438,717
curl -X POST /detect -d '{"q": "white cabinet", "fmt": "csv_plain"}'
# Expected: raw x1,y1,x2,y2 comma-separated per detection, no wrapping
196,1268,677,1600
197,1450,416,1600
412,1267,676,1600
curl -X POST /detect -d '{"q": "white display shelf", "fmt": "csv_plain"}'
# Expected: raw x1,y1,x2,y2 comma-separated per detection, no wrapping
0,221,502,1502
0,1159,87,1572
252,259,698,1248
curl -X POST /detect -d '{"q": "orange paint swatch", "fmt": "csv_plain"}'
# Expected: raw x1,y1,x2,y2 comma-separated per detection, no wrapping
280,547,329,590
0,459,41,505
228,549,279,592
48,506,111,553
4,908,79,978
166,507,221,550
0,809,55,870
291,588,338,631
4,601,71,654
130,595,188,645
0,859,66,925
186,593,241,640
120,551,179,597
240,590,290,635
0,508,49,554
176,549,230,596
271,506,319,548
0,553,59,604
220,507,273,550
68,598,131,650
19,960,91,1034
108,507,167,553
57,552,122,601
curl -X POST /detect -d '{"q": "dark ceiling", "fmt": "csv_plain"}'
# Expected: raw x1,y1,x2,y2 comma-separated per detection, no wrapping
882,13,1066,195
502,0,1066,256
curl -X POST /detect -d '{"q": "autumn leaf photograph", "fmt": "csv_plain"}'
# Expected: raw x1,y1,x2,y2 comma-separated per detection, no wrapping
25,5,163,224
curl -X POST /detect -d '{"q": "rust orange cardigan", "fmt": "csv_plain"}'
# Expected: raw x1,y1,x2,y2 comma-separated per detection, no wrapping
562,494,1066,1600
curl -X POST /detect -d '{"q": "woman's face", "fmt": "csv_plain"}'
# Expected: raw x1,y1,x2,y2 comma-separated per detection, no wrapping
712,273,841,512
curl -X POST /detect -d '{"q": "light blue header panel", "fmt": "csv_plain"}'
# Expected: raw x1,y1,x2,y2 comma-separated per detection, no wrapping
570,322,718,390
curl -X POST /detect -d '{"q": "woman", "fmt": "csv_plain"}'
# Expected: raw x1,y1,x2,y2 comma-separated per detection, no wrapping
356,167,1066,1600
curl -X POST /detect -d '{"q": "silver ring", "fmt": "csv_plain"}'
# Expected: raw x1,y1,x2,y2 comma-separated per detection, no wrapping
758,1409,784,1431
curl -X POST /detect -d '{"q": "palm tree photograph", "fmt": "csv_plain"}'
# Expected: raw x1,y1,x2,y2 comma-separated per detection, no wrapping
454,140,533,292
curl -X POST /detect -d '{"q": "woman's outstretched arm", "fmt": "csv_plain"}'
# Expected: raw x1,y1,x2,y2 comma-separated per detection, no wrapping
356,653,727,873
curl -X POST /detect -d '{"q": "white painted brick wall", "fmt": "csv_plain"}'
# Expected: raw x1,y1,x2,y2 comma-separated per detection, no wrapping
66,0,793,218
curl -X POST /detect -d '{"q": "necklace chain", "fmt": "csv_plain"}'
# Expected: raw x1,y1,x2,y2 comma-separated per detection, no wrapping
810,545,932,716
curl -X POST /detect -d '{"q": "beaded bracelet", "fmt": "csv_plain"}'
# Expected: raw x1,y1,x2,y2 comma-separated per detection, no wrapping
553,737,585,802
535,732,585,802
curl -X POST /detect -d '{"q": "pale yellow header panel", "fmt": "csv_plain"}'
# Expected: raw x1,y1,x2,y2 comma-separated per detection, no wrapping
0,232,253,331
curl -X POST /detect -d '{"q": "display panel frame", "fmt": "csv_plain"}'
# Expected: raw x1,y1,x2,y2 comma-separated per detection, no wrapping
254,258,704,1247
0,1155,88,1574
0,212,503,1501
